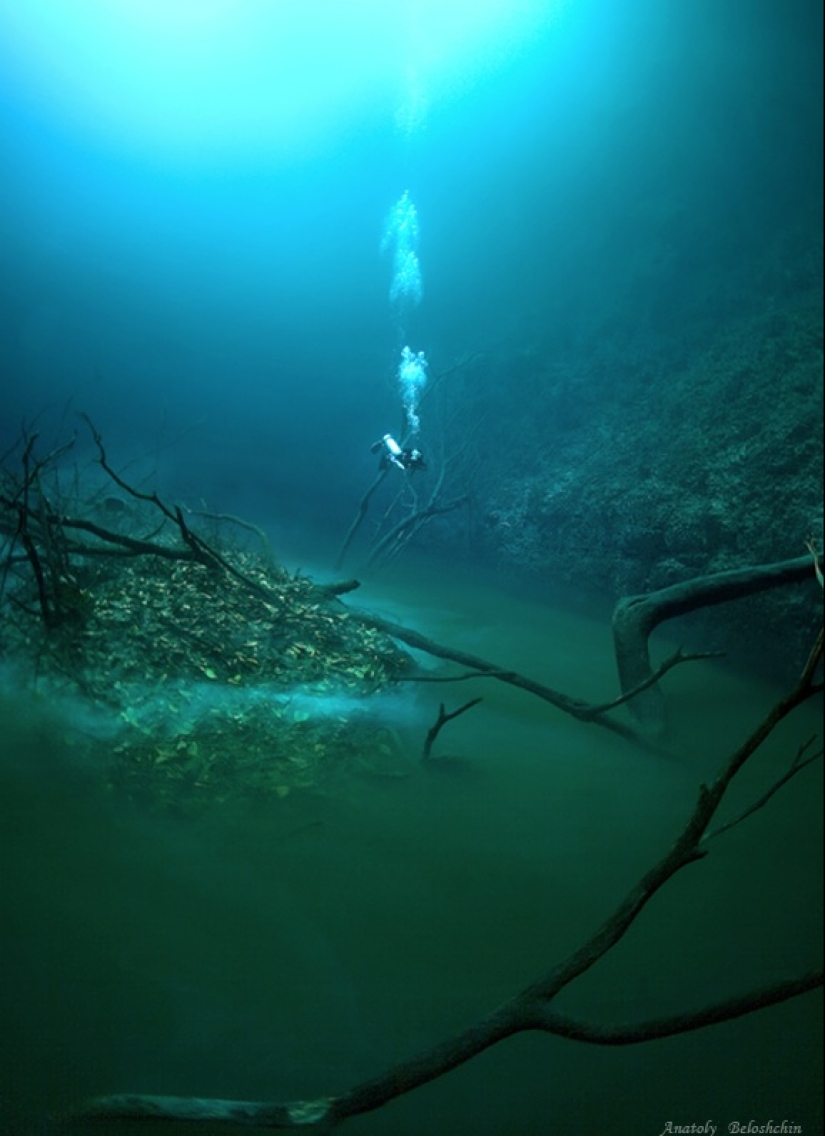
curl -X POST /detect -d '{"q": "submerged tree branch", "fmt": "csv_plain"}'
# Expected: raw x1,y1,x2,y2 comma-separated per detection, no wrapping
353,609,649,747
422,697,483,761
703,734,823,843
530,970,824,1042
611,555,818,738
68,632,824,1131
584,646,723,716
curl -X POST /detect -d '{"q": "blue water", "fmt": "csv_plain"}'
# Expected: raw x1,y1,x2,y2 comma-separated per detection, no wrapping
1,1,822,1131
2,1,821,529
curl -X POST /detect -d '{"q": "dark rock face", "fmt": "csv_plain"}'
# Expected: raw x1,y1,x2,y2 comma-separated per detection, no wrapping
426,285,823,682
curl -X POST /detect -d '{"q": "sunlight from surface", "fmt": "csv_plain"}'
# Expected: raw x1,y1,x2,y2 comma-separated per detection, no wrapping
0,0,571,159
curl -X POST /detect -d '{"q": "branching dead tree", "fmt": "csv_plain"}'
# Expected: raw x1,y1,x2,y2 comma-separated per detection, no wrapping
336,356,481,570
0,423,300,631
335,465,391,570
0,431,84,628
67,629,824,1130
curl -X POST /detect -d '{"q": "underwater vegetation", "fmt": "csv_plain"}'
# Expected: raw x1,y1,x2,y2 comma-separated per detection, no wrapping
0,425,414,810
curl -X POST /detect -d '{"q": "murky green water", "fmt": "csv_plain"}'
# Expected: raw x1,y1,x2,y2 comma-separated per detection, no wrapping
2,559,822,1134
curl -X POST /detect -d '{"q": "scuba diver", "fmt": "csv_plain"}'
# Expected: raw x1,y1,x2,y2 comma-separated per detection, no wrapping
371,433,426,472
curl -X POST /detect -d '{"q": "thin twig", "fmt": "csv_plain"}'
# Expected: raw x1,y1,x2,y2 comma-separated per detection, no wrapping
703,735,823,842
422,698,483,761
584,647,724,717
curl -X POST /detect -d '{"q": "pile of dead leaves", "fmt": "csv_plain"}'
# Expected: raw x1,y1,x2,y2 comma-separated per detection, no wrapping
63,552,411,696
6,548,415,807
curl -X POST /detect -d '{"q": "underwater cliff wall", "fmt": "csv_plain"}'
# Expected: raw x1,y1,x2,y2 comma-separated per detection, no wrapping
425,232,823,681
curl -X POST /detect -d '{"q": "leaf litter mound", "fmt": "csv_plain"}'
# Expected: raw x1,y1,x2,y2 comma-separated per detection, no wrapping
7,549,414,810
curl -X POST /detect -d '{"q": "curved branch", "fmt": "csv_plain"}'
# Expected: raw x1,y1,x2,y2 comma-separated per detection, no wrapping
612,555,817,738
69,970,823,1129
530,969,824,1043
59,516,190,560
580,647,723,718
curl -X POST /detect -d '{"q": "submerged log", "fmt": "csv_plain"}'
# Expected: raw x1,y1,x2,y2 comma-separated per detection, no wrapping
611,554,815,738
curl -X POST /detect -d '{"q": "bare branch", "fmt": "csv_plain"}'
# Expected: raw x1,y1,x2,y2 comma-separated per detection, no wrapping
82,414,178,523
401,668,515,684
703,734,823,843
191,509,277,566
335,467,391,569
422,697,482,760
583,646,724,717
355,609,649,748
529,969,824,1042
